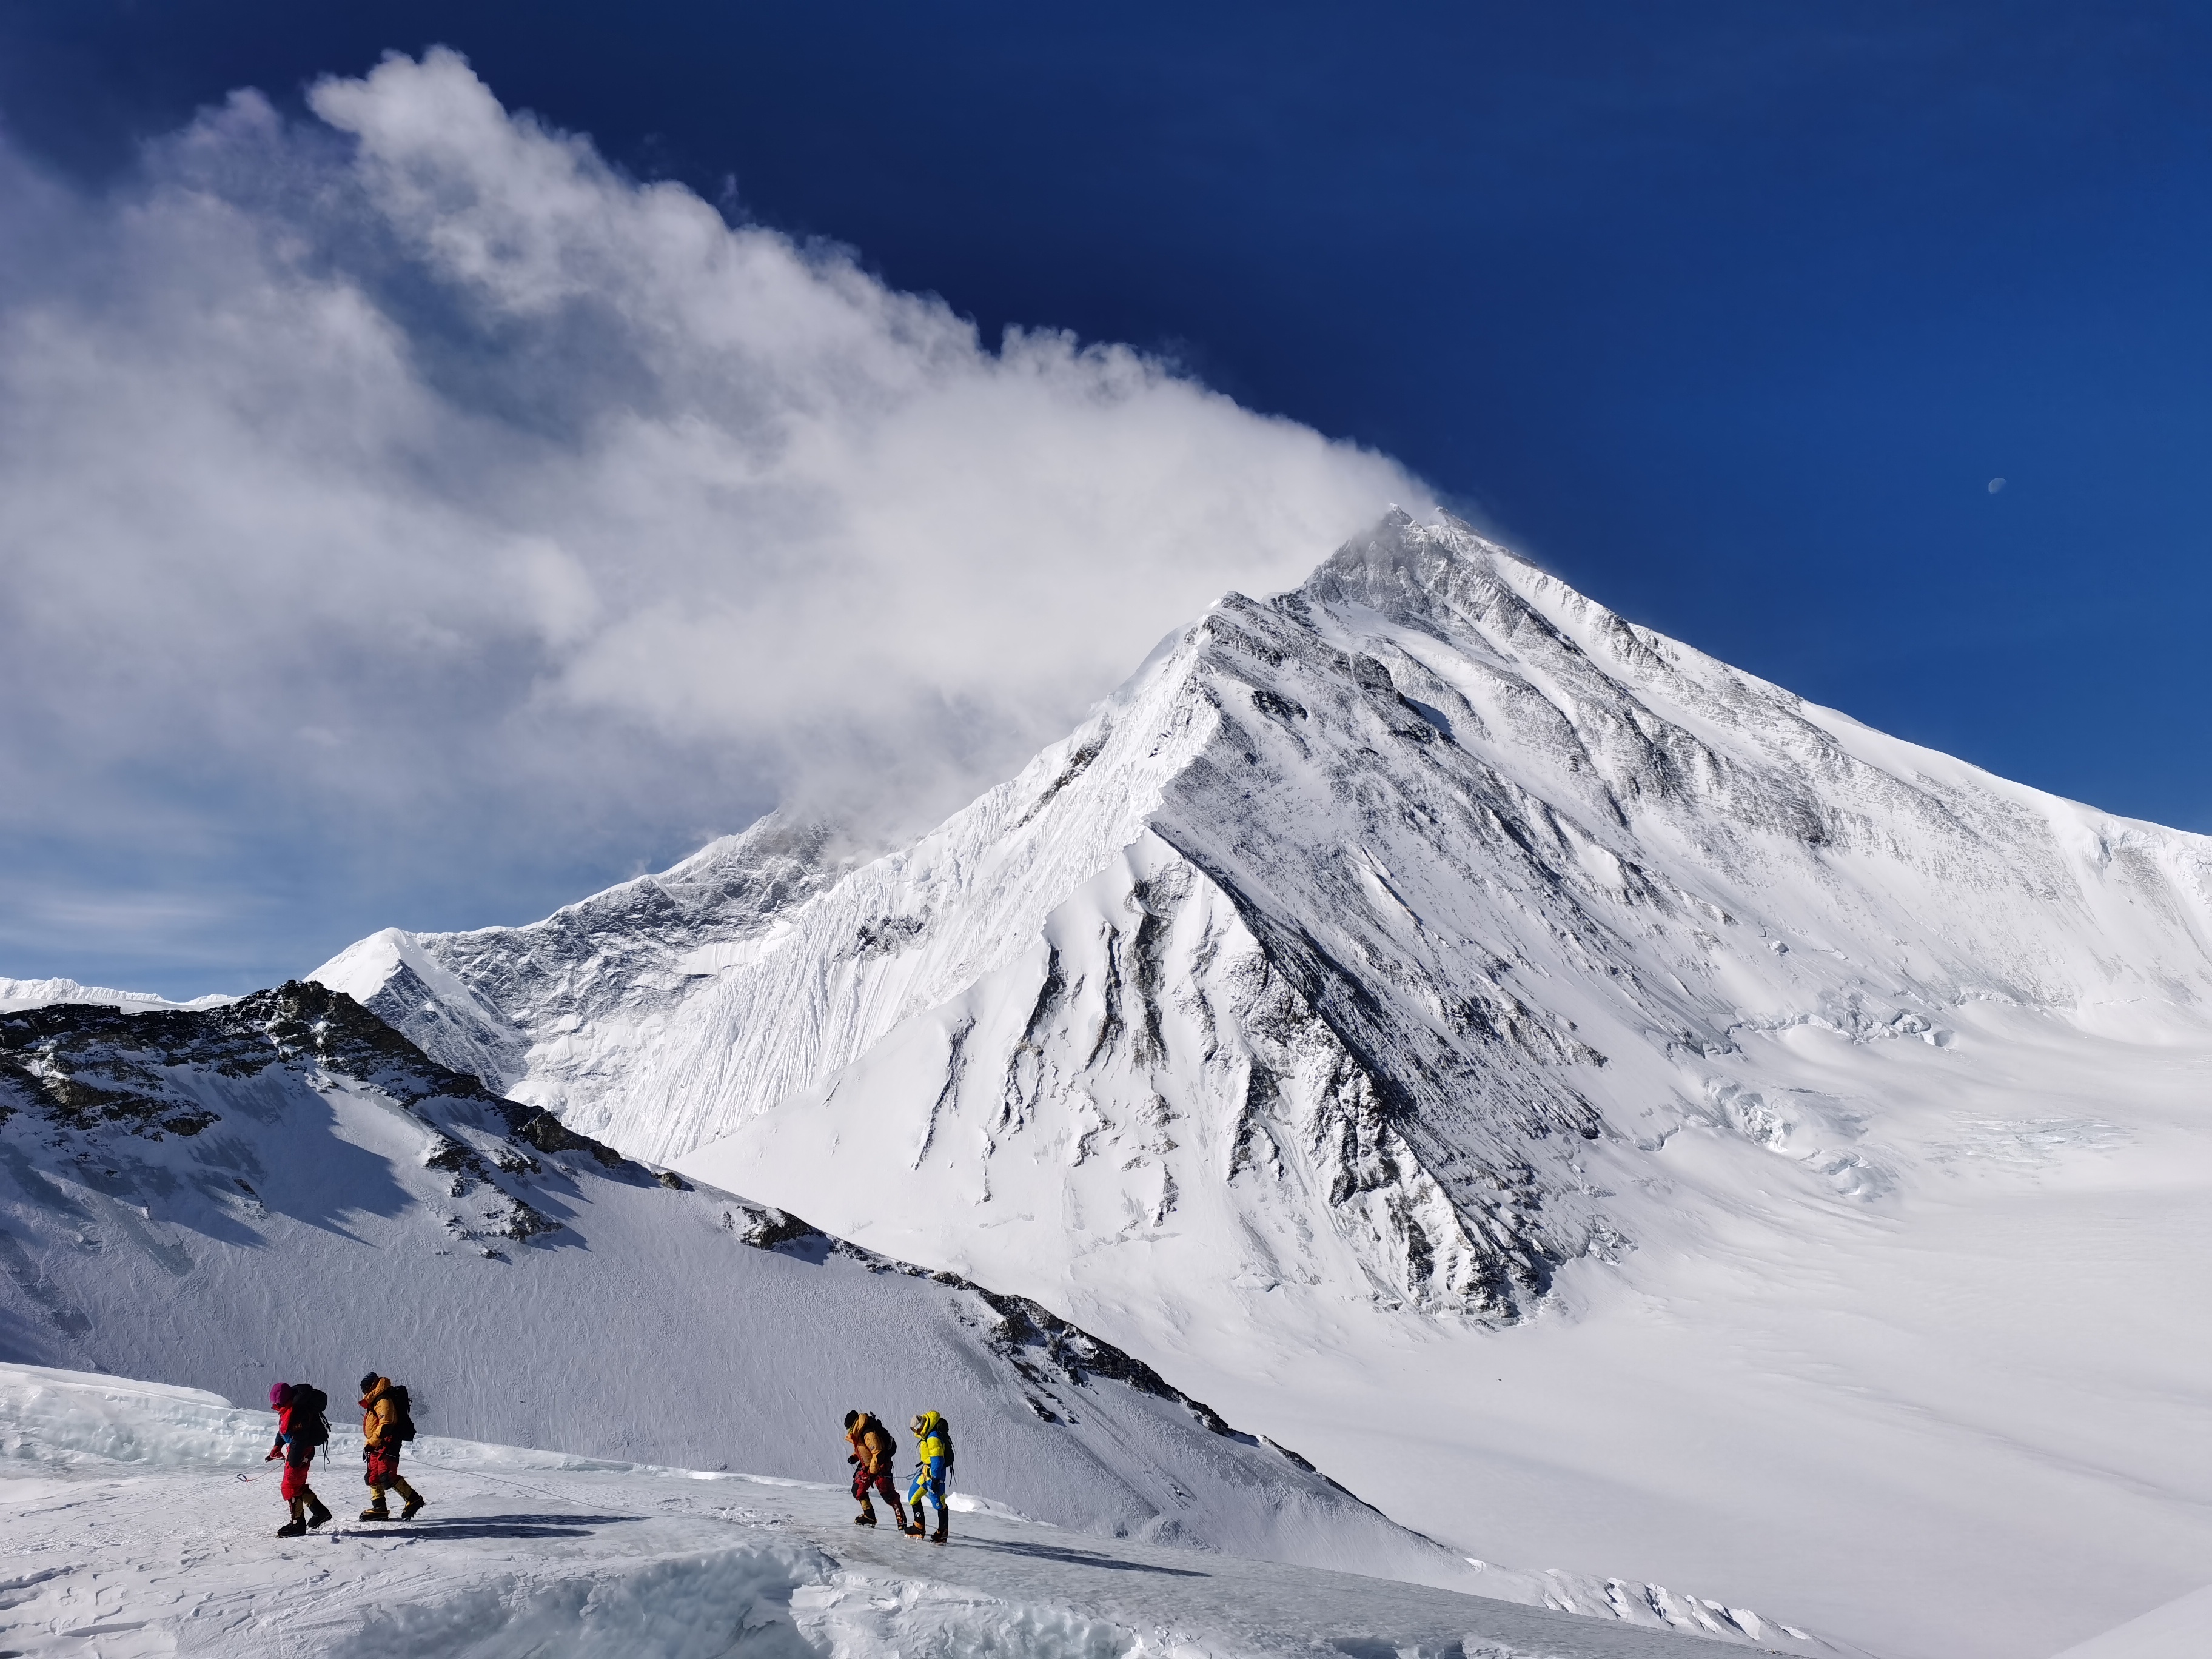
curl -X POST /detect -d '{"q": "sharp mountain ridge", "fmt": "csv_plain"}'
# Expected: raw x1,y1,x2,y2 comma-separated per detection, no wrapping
315,511,2212,1325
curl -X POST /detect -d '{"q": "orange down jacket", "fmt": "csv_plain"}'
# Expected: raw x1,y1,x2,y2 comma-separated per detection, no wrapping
360,1378,401,1449
846,1415,893,1474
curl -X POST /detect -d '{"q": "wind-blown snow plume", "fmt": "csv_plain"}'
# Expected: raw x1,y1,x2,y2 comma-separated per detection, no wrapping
0,48,1418,984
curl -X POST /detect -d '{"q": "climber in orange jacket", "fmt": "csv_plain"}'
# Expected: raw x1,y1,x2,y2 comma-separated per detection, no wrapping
843,1409,909,1530
357,1373,427,1521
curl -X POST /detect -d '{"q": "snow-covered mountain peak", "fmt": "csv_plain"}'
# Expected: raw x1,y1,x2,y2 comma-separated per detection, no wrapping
1302,504,1530,609
53,508,2212,1657
312,812,866,1094
320,507,2212,1322
0,976,235,1015
1295,508,1686,689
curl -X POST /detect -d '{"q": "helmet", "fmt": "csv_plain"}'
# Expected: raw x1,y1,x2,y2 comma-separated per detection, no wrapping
269,1381,293,1409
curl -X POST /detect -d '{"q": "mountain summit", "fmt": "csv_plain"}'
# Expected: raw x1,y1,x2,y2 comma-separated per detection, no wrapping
317,509,2212,1318
313,512,2212,1657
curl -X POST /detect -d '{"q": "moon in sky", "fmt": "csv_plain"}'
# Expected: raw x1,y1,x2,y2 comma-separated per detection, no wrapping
1988,477,2006,493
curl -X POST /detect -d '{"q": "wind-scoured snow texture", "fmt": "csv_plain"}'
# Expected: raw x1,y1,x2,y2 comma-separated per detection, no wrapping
0,1362,830,1659
325,512,2212,1658
0,1362,1857,1658
0,985,1480,1589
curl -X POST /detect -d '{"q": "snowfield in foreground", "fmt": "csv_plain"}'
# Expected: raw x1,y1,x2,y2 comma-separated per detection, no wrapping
0,1364,1854,1658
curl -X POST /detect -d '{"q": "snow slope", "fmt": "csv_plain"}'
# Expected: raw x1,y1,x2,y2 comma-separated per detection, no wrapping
314,512,2212,1658
2049,1585,2212,1659
0,984,1477,1589
312,817,864,1108
1,1363,1839,1659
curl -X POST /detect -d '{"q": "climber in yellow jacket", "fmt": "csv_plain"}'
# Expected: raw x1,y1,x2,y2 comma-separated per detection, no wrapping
902,1410,954,1543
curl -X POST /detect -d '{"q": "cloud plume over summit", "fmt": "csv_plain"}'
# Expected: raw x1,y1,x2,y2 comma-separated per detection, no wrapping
0,49,1419,990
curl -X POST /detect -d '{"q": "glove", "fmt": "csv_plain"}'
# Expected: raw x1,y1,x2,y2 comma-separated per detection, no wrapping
265,1449,279,1461
846,1453,858,1464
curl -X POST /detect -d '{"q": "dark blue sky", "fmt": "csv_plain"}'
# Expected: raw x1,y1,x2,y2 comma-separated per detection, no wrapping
5,1,2208,850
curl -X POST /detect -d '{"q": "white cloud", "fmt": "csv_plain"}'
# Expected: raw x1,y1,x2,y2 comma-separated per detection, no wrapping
0,49,1423,984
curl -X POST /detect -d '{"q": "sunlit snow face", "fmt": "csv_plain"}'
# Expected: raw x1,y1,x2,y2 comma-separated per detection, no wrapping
0,48,1422,981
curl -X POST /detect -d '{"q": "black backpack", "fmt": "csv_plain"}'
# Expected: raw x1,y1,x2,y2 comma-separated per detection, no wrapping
387,1384,417,1443
292,1386,330,1448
